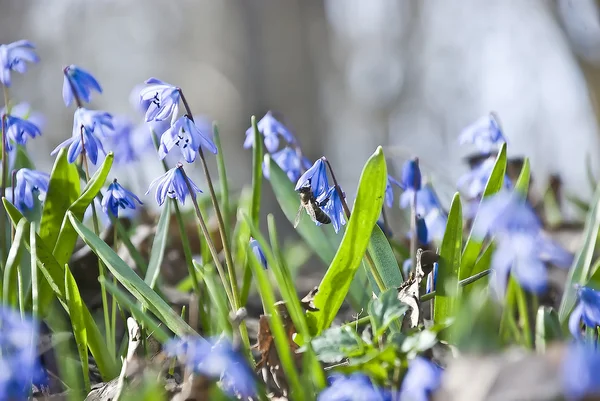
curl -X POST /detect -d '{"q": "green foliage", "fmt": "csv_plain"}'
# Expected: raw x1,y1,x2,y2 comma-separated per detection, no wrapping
368,289,407,337
65,266,90,392
144,200,171,290
365,224,403,295
535,306,563,352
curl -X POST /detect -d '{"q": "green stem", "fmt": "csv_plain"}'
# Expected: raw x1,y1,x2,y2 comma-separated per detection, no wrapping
419,269,491,302
111,227,118,357
172,200,200,295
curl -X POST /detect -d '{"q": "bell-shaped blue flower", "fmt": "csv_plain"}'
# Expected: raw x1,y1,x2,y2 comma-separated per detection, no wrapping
101,179,143,218
399,158,422,208
165,336,256,399
264,147,310,182
385,175,402,208
1,102,45,131
146,164,202,206
317,373,390,401
0,40,39,87
458,157,512,200
399,357,442,401
295,158,329,198
51,108,113,165
249,238,268,269
62,65,102,106
158,115,217,163
4,114,41,151
12,168,49,212
244,111,295,153
459,112,506,153
569,286,600,340
562,342,600,400
416,216,429,245
139,78,180,124
320,186,346,233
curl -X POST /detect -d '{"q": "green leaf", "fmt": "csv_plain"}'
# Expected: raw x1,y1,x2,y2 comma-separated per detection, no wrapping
266,154,336,264
558,185,600,322
30,223,39,317
39,148,80,249
213,122,231,238
2,218,27,308
100,277,171,343
308,326,363,363
65,265,90,392
514,157,531,196
462,243,494,296
305,147,387,336
67,211,195,337
52,153,114,267
365,224,403,295
368,289,408,337
250,116,263,226
535,306,562,352
434,193,462,327
144,200,171,290
459,143,507,280
194,262,231,336
2,199,119,380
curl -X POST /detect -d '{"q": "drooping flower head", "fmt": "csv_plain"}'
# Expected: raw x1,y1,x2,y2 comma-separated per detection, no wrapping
249,238,268,269
0,307,46,400
1,102,45,131
399,158,422,208
101,179,143,218
385,175,402,208
12,168,49,213
146,163,202,206
3,115,41,151
320,186,347,233
244,111,295,153
295,158,329,198
317,373,390,401
569,286,600,340
264,147,311,182
562,342,600,400
0,40,39,87
158,115,217,163
399,357,442,401
474,190,573,295
51,108,114,164
139,78,180,124
459,112,506,153
62,65,102,107
165,336,256,398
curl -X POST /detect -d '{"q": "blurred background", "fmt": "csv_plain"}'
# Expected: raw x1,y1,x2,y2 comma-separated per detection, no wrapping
2,0,600,214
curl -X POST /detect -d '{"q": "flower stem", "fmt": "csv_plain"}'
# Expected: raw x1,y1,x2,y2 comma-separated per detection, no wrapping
410,159,419,275
0,88,9,268
323,157,386,292
111,227,118,356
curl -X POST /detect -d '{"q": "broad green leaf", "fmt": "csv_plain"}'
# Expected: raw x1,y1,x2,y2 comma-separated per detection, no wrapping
308,326,363,363
68,211,194,337
266,155,336,264
100,277,171,343
2,218,27,308
434,193,462,327
462,243,494,296
2,199,118,380
53,153,114,267
459,143,507,280
39,148,80,248
535,306,562,352
365,224,403,295
305,147,387,335
250,116,263,226
514,157,531,196
368,289,408,337
144,200,171,289
558,185,600,322
65,265,90,392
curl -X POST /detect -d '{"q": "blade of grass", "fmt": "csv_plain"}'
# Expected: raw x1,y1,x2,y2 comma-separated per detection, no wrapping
250,116,263,227
194,262,232,336
65,265,90,393
514,157,531,196
144,200,171,290
30,223,39,317
2,218,27,308
364,223,403,295
213,122,231,238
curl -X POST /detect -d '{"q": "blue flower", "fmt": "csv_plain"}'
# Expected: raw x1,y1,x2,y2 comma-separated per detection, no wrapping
295,158,329,198
249,238,268,269
101,179,143,218
139,78,180,124
457,157,511,200
0,307,46,400
569,286,600,340
385,175,402,208
399,357,442,401
244,111,295,153
158,115,217,163
562,342,600,400
2,102,45,131
51,108,113,164
165,336,256,398
406,215,430,245
459,112,506,153
317,373,390,401
416,185,447,243
62,65,102,107
12,168,49,212
399,159,422,208
321,186,347,233
426,263,438,294
146,164,202,206
3,114,41,151
474,191,573,294
264,147,310,182
0,40,39,87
